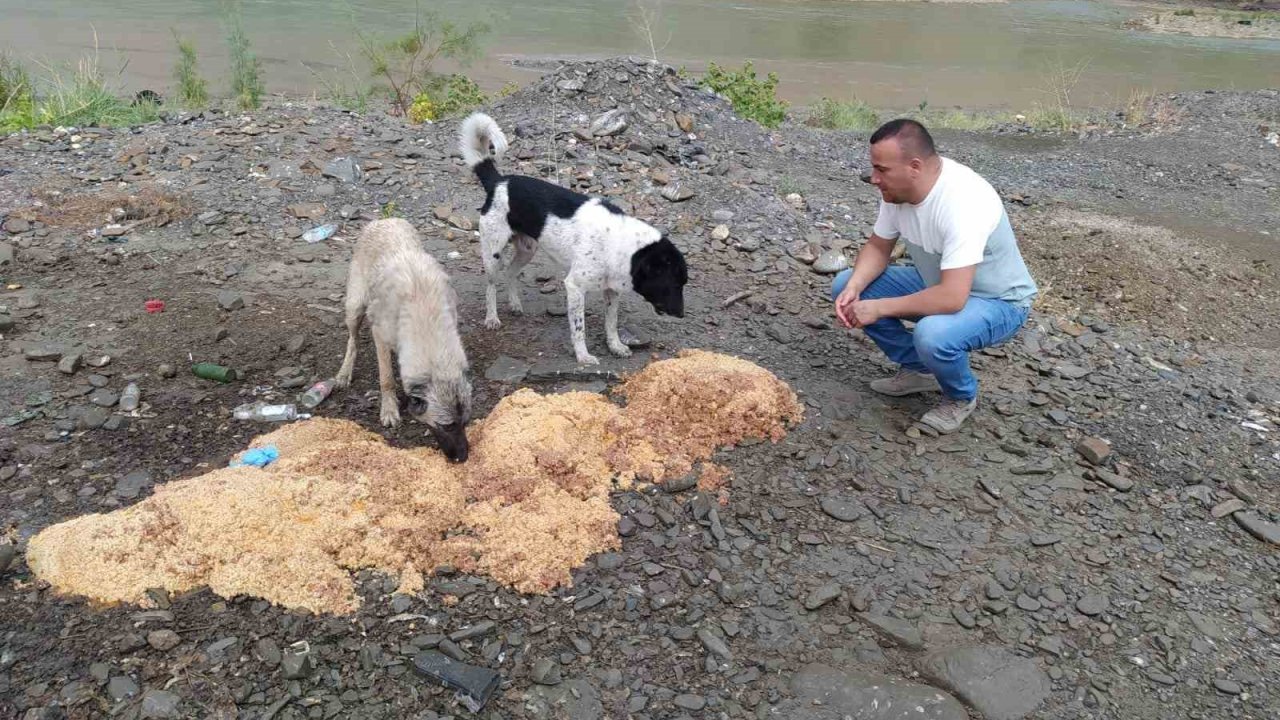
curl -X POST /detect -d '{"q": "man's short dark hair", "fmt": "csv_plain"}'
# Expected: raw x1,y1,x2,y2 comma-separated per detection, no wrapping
870,118,937,159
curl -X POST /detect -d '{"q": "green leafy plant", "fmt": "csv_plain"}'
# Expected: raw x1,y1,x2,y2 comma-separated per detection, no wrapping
224,1,264,109
172,31,209,108
700,61,788,128
356,3,489,118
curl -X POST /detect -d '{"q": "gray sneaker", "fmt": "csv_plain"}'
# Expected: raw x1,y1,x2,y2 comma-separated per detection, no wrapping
920,396,978,434
870,370,940,397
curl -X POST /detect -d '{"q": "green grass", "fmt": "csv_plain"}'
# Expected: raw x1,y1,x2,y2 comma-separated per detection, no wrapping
803,97,1019,134
1,49,160,133
805,96,879,131
0,52,35,132
918,108,1010,131
302,43,374,112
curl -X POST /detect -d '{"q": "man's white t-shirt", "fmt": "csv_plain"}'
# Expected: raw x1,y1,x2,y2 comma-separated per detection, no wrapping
873,157,1038,306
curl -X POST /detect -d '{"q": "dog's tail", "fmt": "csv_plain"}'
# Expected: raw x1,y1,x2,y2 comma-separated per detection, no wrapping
459,112,507,195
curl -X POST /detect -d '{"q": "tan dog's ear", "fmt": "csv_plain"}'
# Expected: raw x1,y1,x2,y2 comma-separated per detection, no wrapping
406,395,428,417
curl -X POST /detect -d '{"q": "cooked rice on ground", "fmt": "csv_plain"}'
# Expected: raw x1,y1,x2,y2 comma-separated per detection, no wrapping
26,351,802,614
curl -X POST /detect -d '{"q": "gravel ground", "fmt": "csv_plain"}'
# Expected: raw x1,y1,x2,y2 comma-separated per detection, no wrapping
1,58,1278,720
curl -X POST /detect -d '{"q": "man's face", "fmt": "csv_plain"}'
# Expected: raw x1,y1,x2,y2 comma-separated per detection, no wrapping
869,138,920,204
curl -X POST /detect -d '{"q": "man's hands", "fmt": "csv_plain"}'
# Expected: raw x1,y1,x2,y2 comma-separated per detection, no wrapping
834,234,896,330
848,299,885,328
835,282,887,329
834,281,860,329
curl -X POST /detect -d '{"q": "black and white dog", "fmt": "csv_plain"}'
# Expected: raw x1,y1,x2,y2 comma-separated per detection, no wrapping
458,112,688,365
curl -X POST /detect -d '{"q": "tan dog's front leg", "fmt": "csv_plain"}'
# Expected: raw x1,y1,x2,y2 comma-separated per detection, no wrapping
374,334,400,427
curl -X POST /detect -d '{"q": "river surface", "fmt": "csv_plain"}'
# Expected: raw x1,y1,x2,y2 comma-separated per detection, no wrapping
1,0,1278,109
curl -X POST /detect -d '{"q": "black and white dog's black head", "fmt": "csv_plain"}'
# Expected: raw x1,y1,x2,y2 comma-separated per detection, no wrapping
630,236,688,318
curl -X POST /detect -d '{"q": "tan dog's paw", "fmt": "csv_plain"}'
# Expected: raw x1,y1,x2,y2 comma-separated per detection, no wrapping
380,402,401,428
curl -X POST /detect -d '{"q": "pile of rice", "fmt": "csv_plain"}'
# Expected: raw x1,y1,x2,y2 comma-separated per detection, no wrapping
26,350,802,614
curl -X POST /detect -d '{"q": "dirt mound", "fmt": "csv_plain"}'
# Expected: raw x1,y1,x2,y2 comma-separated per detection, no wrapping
489,57,758,173
13,185,192,232
1019,208,1280,347
25,351,802,614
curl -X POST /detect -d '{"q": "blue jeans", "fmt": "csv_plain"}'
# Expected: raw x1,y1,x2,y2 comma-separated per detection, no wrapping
832,266,1029,401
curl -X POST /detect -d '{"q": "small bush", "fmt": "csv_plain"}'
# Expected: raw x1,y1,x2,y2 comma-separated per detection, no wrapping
409,74,485,122
805,97,879,131
172,32,209,108
408,76,516,123
358,4,489,118
701,61,788,129
224,2,264,110
1173,8,1195,16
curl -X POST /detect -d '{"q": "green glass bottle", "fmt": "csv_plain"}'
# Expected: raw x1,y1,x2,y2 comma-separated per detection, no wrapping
192,362,238,382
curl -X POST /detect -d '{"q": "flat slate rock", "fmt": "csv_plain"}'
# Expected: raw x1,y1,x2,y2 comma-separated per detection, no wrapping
916,646,1050,720
820,497,863,522
526,361,620,383
804,583,843,611
485,356,530,383
524,678,603,720
1233,511,1280,546
790,663,967,720
857,613,924,650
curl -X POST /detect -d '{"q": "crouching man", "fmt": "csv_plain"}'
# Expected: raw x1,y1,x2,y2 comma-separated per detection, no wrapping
833,119,1038,433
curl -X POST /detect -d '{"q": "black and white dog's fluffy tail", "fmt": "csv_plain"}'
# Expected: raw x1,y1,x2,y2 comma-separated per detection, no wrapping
459,113,508,197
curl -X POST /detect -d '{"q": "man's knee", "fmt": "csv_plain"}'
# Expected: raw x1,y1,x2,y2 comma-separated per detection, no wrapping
913,316,957,358
830,269,853,302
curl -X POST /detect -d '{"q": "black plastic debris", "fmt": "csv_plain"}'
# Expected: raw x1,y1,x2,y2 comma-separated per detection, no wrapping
413,650,502,713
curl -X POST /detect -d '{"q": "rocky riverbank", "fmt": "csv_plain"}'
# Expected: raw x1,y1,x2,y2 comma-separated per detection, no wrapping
1,58,1278,720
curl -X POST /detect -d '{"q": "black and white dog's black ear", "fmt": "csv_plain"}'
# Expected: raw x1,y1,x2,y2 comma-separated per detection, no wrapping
631,236,688,318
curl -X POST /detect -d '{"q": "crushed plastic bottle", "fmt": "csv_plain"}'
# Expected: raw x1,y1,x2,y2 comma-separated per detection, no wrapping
302,223,338,244
298,378,336,410
233,401,306,422
119,382,141,412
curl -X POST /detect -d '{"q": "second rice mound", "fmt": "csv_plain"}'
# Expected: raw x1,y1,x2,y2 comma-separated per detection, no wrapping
25,350,803,614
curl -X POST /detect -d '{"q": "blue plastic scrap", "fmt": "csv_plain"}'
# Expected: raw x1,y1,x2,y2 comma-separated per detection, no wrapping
230,445,279,468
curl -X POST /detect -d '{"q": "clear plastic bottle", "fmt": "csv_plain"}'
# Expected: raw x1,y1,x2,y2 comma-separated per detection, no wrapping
298,378,335,410
302,223,338,244
119,382,140,412
233,401,301,422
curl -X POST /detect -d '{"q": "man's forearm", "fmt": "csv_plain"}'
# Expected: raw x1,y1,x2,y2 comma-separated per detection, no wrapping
846,238,893,296
878,285,966,319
